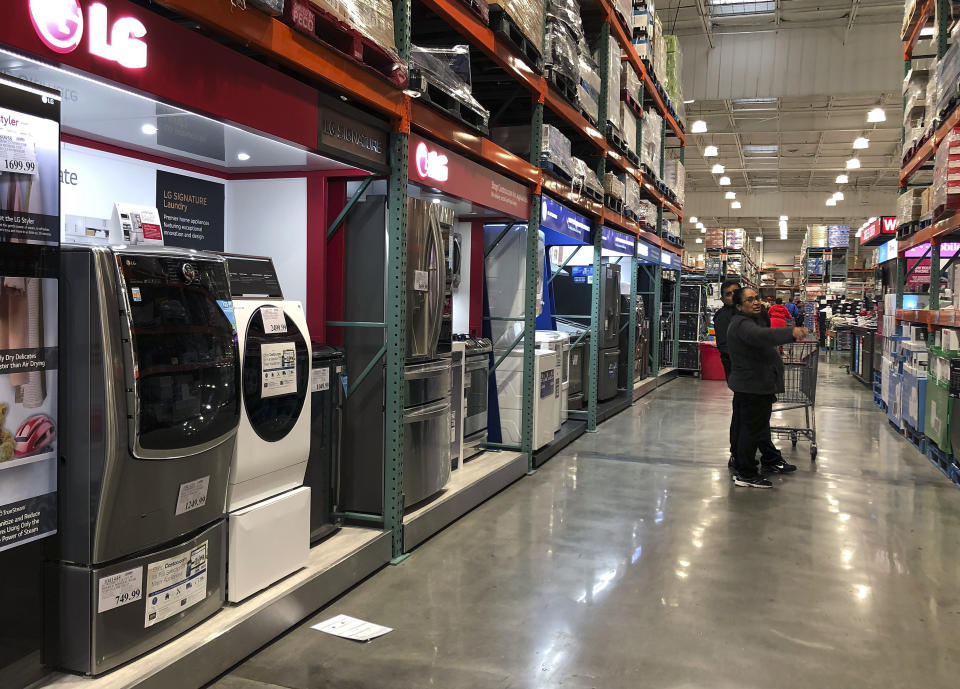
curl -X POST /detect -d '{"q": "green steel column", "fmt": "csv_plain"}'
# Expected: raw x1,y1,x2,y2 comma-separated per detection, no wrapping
672,270,680,367
930,240,942,309
588,222,603,431
659,117,666,180
651,263,662,378
938,0,951,58
626,242,638,397
896,256,906,309
521,103,544,465
598,22,611,131
385,0,409,561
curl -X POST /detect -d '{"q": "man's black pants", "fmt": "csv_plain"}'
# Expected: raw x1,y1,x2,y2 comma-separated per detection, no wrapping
722,352,782,465
733,392,777,478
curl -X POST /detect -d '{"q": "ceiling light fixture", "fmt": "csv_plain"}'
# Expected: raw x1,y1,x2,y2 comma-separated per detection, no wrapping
846,158,861,170
237,152,251,161
867,107,886,123
836,174,849,184
141,123,158,135
695,237,703,244
833,191,844,201
780,215,788,221
725,191,736,199
778,219,787,231
685,99,696,104
696,222,705,229
711,163,725,174
700,227,707,233
731,200,742,209
704,145,719,157
690,216,699,223
755,235,763,243
826,197,837,206
719,176,731,186
692,120,707,133
853,136,870,149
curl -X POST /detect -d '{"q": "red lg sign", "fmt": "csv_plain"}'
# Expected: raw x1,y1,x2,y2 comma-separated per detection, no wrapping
29,0,147,69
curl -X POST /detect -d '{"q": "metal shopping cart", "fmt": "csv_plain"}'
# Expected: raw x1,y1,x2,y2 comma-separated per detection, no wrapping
770,340,819,459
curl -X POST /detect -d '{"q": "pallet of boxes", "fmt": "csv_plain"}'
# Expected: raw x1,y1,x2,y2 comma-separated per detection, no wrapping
487,0,545,70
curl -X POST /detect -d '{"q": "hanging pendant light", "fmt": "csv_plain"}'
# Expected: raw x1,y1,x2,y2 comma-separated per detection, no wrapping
704,145,718,157
719,176,731,186
725,191,736,200
711,163,725,174
692,120,707,133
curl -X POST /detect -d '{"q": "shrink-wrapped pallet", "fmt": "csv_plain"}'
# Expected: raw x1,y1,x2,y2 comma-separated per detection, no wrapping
604,173,625,201
624,174,641,215
544,0,582,84
663,157,685,205
621,62,641,101
724,229,746,250
491,124,573,179
571,157,603,198
620,103,638,154
411,45,489,121
578,52,601,123
249,0,284,14
594,41,622,131
489,0,545,53
641,108,663,176
636,199,657,229
343,0,399,55
898,190,924,227
932,127,960,213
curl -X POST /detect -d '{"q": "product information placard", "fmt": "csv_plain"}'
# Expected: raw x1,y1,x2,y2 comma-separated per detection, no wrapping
261,342,297,398
0,78,60,553
155,170,224,251
144,541,208,628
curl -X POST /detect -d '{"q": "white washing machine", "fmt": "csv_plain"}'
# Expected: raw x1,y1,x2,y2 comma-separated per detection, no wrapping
227,299,312,602
536,331,570,425
495,348,557,450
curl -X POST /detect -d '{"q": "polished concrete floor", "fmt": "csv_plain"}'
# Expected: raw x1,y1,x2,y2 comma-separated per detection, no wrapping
209,358,960,689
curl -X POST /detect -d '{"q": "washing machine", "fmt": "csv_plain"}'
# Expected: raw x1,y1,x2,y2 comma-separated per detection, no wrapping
536,331,571,425
227,299,312,602
495,348,557,450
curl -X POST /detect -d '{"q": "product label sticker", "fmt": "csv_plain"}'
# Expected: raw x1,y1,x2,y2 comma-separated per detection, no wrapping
144,541,208,628
262,342,297,398
174,476,210,516
414,270,429,292
97,566,143,613
260,306,287,334
311,366,330,393
131,287,142,302
217,299,237,330
0,113,38,176
540,370,555,399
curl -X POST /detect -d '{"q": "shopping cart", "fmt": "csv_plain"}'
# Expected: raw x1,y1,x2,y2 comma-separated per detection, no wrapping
770,340,819,459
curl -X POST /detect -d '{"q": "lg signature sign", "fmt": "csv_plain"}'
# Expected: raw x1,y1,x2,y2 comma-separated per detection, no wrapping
29,0,147,69
414,141,449,183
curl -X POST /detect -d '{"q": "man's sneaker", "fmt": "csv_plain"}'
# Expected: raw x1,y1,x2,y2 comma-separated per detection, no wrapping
762,460,797,474
733,475,773,488
728,455,736,470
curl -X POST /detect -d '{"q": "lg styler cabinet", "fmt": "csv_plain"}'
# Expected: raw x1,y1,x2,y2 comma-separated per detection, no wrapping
46,247,240,675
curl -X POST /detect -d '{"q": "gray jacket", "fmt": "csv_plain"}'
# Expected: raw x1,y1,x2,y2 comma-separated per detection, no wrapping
726,312,796,394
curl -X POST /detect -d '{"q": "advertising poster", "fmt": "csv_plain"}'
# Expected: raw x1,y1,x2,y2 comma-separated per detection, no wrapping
156,170,225,251
0,78,60,552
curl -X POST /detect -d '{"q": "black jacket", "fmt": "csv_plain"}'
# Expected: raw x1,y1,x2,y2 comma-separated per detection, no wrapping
726,312,796,394
713,304,736,353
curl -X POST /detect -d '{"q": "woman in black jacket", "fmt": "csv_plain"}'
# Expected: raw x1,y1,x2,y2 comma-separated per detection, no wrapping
727,288,809,488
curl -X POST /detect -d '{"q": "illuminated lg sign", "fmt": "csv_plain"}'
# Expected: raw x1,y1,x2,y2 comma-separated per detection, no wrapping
414,142,449,183
29,0,148,69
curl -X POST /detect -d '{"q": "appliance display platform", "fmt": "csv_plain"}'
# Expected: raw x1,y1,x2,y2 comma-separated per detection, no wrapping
31,528,390,689
633,368,679,402
533,419,587,468
597,393,634,425
403,450,526,552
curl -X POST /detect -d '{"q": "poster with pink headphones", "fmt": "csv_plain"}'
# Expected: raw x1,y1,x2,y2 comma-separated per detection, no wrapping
0,76,60,552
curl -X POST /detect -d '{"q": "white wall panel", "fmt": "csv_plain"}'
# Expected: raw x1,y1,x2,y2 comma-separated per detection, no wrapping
681,25,901,101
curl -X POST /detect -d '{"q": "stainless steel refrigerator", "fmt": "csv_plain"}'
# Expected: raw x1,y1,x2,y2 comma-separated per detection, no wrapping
340,197,452,515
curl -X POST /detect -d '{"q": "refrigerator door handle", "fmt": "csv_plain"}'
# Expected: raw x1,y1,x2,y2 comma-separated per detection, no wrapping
427,210,447,353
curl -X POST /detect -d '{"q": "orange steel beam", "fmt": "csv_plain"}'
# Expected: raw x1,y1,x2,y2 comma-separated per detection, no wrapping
899,213,960,252
903,0,933,60
151,0,405,121
602,208,640,237
411,101,540,185
899,138,934,186
542,174,604,219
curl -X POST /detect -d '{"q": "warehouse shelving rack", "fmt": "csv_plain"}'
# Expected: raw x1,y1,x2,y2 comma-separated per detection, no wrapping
152,0,684,559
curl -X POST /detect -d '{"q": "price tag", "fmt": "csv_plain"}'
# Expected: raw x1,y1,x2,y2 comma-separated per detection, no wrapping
0,126,38,176
414,270,429,291
175,476,210,516
311,366,330,393
98,566,143,613
260,306,287,334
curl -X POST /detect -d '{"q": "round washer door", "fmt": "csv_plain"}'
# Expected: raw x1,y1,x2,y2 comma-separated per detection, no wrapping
243,306,310,442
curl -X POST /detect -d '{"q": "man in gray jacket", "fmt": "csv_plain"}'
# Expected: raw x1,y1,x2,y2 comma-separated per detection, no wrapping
727,288,809,488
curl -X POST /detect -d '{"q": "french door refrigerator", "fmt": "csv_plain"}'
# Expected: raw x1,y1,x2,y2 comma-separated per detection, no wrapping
46,247,240,675
340,196,452,515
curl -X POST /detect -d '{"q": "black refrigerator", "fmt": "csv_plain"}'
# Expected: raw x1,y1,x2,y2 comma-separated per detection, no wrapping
305,344,345,542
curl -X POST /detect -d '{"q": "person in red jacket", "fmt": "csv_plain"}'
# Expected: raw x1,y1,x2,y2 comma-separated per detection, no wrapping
767,298,792,327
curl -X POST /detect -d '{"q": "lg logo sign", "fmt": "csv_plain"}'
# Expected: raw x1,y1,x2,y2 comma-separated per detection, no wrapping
415,142,449,183
29,0,148,69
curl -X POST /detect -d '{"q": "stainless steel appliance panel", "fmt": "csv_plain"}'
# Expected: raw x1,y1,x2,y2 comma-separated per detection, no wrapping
406,198,449,360
601,263,621,349
403,399,452,506
404,359,452,408
463,356,490,438
599,347,620,401
306,346,344,542
449,350,464,468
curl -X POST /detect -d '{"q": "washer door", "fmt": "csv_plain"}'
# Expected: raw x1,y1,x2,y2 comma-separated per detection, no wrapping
243,306,309,442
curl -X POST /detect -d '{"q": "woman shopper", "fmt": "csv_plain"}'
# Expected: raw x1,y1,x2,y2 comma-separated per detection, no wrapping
727,288,809,488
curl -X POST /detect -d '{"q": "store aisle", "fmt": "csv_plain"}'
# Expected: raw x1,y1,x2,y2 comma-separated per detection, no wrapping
209,360,960,689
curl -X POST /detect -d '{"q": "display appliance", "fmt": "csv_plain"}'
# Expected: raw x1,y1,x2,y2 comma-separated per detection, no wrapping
48,246,240,675
495,348,557,450
305,344,345,542
453,335,492,460
536,331,571,424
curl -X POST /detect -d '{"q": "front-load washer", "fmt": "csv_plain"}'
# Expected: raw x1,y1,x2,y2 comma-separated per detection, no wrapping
226,299,312,602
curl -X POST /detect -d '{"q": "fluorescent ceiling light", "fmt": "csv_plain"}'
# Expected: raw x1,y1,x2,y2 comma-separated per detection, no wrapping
780,231,788,240
703,145,718,157
778,220,787,231
920,26,935,37
833,191,844,201
695,238,703,243
696,222,705,229
731,201,742,209
733,97,777,104
711,163,725,174
743,145,779,155
237,152,251,161
709,0,775,17
836,174,849,184
867,107,886,123
779,215,788,221
141,123,158,136
689,216,699,223
853,136,869,149
725,191,736,199
700,227,707,233
846,158,861,169
719,176,731,185
692,120,707,133
755,235,763,242
826,197,837,206
684,99,696,104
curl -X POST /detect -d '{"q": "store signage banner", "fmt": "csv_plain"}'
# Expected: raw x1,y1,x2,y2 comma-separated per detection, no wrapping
0,78,60,552
661,250,680,267
860,216,897,246
877,238,898,263
540,196,589,243
407,135,530,218
155,170,225,251
319,107,387,167
635,239,659,264
601,226,635,255
906,259,930,288
905,241,960,258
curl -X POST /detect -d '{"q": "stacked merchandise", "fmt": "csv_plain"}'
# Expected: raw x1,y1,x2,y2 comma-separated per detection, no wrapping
642,108,664,177
611,0,632,25
902,68,929,161
678,282,704,371
651,12,666,86
632,1,654,62
828,225,850,248
663,35,685,124
705,228,724,248
898,188,925,230
724,228,745,250
604,173,626,209
410,45,490,133
578,52,602,124
935,24,960,117
624,174,642,220
543,0,584,97
491,124,573,180
571,157,604,200
807,225,828,248
595,39,623,137
663,156,685,205
636,199,658,231
932,126,960,216
619,102,639,158
488,0,545,57
621,62,642,105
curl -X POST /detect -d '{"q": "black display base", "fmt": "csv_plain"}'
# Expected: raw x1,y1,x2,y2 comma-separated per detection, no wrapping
533,419,588,468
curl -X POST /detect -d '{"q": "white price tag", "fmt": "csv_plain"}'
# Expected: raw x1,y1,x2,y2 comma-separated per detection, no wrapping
175,476,210,516
144,542,208,628
260,306,287,334
414,270,429,292
98,567,143,613
311,366,330,393
0,117,38,176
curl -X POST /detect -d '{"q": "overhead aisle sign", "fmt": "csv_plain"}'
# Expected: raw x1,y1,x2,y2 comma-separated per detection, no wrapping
635,239,660,265
540,196,590,244
601,226,636,255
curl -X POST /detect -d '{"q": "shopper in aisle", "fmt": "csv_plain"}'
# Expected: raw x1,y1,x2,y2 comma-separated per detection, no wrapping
727,288,808,488
713,279,740,463
786,298,800,323
768,298,791,328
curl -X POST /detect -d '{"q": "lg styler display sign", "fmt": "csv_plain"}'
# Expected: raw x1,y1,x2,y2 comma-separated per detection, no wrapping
0,77,60,552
